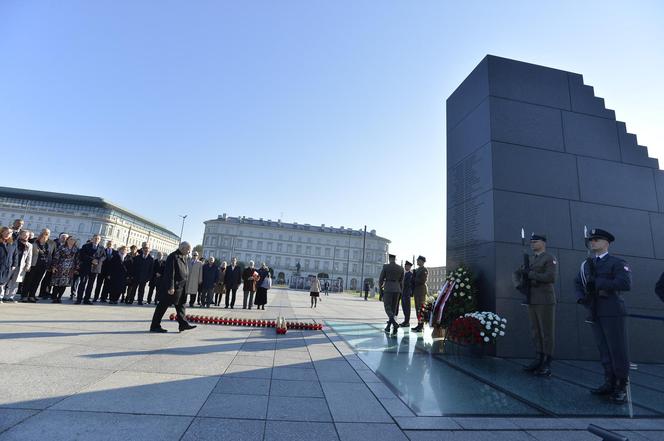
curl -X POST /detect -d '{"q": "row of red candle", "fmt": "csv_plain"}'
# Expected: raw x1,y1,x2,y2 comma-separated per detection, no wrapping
168,314,322,330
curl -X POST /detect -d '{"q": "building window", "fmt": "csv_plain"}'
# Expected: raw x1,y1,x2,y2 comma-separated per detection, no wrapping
296,245,301,253
287,244,292,253
315,260,320,270
277,243,282,252
304,260,310,269
353,263,358,273
325,248,331,257
236,239,243,248
305,246,311,255
257,241,263,250
247,240,253,249
315,247,321,256
267,242,273,251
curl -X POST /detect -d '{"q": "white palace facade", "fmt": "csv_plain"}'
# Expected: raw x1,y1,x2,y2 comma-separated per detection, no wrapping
202,214,391,290
0,187,180,254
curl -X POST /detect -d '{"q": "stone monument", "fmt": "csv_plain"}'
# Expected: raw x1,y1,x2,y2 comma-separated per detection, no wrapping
446,55,664,362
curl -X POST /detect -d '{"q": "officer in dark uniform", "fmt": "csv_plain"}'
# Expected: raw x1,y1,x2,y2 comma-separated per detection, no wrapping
411,256,428,333
399,261,414,327
574,228,632,404
513,233,557,376
379,254,405,335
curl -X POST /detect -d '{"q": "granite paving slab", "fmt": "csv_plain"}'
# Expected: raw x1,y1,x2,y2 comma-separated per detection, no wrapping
198,393,268,419
264,421,339,441
180,417,265,441
267,396,332,422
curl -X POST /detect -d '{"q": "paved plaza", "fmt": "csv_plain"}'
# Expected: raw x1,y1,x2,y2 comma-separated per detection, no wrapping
1,288,663,440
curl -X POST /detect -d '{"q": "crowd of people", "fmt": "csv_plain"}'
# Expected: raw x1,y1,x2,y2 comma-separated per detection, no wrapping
0,218,273,309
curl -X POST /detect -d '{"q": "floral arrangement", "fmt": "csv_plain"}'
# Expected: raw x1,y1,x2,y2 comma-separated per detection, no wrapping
466,311,506,343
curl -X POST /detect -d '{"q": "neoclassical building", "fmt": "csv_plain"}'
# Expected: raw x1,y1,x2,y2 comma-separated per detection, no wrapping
0,187,180,253
202,214,391,290
427,266,448,294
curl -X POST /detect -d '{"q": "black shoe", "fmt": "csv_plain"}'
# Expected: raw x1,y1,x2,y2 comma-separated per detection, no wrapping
523,354,543,372
411,324,423,332
591,377,615,395
179,323,197,332
535,355,552,377
225,306,229,309
399,322,410,328
391,320,399,336
610,378,629,404
100,300,107,303
138,302,143,306
83,300,93,305
150,327,168,333
75,301,82,305
384,322,391,333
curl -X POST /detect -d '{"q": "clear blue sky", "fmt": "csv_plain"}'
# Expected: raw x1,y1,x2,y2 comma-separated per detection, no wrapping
1,0,662,266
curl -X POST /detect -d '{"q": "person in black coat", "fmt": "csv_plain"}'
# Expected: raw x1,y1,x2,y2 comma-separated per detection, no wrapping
108,246,130,304
148,252,165,304
132,242,154,305
399,261,414,327
223,257,241,309
150,242,196,333
76,234,104,304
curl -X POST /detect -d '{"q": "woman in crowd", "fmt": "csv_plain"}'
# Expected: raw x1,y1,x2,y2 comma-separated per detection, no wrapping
214,260,227,306
310,275,321,308
108,245,129,305
23,229,53,302
254,262,270,310
6,230,32,302
0,227,18,304
50,236,79,303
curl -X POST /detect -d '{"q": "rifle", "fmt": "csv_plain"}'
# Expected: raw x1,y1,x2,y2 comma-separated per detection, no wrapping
581,225,598,323
518,227,531,305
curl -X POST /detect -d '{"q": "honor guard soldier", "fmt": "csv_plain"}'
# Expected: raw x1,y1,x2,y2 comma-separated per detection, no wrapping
379,254,404,335
574,228,632,404
399,261,414,327
411,256,428,333
513,233,557,376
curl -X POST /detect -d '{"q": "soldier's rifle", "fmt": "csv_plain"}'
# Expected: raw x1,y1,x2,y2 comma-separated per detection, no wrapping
519,227,531,305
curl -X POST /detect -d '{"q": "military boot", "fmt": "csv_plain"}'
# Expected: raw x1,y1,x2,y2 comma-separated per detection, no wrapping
411,323,423,332
610,378,629,404
590,376,615,395
535,355,552,377
390,319,399,336
523,353,543,372
384,321,391,333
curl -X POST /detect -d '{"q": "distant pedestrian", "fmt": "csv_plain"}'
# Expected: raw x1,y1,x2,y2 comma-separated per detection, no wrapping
324,281,329,296
224,257,241,308
242,260,257,309
201,256,218,308
185,251,203,307
214,260,227,306
255,262,270,310
310,275,321,308
363,281,370,301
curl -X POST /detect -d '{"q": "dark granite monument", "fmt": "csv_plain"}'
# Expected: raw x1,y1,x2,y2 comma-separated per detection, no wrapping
446,55,664,362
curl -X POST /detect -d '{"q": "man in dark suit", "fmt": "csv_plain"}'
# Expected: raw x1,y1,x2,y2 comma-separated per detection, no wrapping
95,240,115,302
399,261,414,328
223,257,241,309
150,242,196,333
132,242,154,306
124,244,139,303
148,252,165,304
76,234,104,305
575,228,632,404
108,246,129,304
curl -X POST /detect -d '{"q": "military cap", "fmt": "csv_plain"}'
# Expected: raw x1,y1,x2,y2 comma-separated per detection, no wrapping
417,255,426,262
388,254,396,259
404,261,412,266
530,233,547,242
588,228,615,243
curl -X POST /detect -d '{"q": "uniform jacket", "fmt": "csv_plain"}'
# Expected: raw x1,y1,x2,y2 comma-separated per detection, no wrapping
78,242,106,275
403,271,413,296
132,252,154,284
185,259,203,294
224,265,242,289
12,240,33,283
574,254,631,317
512,252,557,305
379,262,404,293
0,242,18,285
412,265,429,298
158,249,189,304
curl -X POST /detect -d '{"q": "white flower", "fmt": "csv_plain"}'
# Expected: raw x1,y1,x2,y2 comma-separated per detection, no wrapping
492,333,497,337
465,278,469,282
460,283,465,288
499,331,505,336
460,292,465,297
485,324,491,330
501,324,506,329
502,318,507,323
484,337,490,342
480,332,485,336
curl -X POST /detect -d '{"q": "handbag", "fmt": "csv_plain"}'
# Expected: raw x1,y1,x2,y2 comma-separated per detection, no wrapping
261,276,272,290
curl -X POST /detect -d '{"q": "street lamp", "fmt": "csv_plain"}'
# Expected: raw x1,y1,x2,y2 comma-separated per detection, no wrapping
178,215,187,244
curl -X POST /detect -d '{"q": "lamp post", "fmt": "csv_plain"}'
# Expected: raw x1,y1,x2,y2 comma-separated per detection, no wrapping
179,215,187,244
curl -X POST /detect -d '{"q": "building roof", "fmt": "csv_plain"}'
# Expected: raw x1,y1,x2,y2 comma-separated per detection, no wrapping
204,215,390,243
0,186,178,239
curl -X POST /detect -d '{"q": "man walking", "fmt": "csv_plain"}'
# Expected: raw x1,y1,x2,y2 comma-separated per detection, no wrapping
411,256,428,333
399,261,414,328
379,254,404,336
514,233,557,376
150,242,197,333
575,228,631,404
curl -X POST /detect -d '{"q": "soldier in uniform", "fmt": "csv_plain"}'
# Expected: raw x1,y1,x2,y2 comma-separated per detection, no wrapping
514,233,557,376
379,254,404,336
574,228,632,404
399,261,414,328
411,256,428,333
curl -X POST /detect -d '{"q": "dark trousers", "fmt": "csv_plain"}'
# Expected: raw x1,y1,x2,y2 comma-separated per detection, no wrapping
126,282,138,303
39,271,53,297
77,272,98,302
401,292,412,323
592,315,630,380
383,291,399,321
70,275,80,296
147,282,157,304
95,274,110,301
225,287,237,307
25,263,47,300
151,296,188,329
136,281,148,304
364,289,369,300
51,286,67,300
